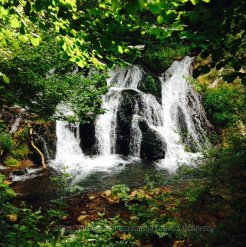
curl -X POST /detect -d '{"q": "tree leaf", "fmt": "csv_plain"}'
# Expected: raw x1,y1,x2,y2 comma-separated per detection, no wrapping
31,37,40,47
191,0,199,5
157,15,164,24
2,74,10,83
117,45,124,54
138,0,145,9
10,17,20,28
149,4,162,15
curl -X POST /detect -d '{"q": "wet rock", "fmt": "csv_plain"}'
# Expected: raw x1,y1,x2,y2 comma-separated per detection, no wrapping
32,122,56,161
115,89,141,156
139,119,166,160
12,169,26,176
173,105,197,152
138,73,162,103
79,123,96,155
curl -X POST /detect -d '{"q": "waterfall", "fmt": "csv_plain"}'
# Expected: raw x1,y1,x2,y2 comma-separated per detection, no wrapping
36,135,51,161
157,56,210,169
95,92,122,155
95,65,144,155
129,114,142,157
51,57,211,181
55,120,84,170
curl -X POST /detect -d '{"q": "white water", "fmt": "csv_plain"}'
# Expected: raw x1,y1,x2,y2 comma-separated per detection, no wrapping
158,56,210,169
129,114,142,157
51,58,211,181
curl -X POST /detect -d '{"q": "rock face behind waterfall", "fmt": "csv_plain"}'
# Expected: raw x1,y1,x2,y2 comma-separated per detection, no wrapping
32,122,57,161
115,88,166,159
79,123,96,155
115,89,140,156
139,119,166,160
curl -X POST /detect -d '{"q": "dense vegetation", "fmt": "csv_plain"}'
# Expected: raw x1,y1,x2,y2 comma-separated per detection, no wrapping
0,0,245,246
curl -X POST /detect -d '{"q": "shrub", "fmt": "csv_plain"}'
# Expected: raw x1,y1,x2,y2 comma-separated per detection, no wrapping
0,133,14,153
203,83,245,127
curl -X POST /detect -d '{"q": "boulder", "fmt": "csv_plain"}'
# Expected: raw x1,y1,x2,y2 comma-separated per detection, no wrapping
139,119,166,160
115,89,141,156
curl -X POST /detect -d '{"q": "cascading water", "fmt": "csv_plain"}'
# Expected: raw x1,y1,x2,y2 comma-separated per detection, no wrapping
158,56,211,169
51,57,211,182
55,120,84,170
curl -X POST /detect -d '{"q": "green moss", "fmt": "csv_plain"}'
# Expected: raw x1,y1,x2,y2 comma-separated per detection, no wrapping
19,126,29,142
11,144,29,159
0,133,14,153
4,157,20,167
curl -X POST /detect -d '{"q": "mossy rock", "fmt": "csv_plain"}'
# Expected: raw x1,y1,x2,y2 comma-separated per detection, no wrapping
4,157,20,167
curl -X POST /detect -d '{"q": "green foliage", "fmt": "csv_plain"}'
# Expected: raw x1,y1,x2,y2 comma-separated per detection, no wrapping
0,34,108,122
203,83,245,127
61,72,108,123
184,182,210,203
10,144,29,159
0,174,16,201
0,0,210,71
48,216,136,247
4,157,20,167
201,133,246,188
111,184,130,202
0,132,14,153
139,75,159,96
0,174,67,247
186,0,245,76
143,43,191,73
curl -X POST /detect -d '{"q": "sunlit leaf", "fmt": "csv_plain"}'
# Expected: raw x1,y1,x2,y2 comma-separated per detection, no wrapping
157,15,164,24
10,17,20,28
0,73,10,83
31,37,40,47
117,45,124,54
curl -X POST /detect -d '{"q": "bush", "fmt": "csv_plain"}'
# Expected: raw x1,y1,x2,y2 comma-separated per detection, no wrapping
0,133,14,153
203,83,245,127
